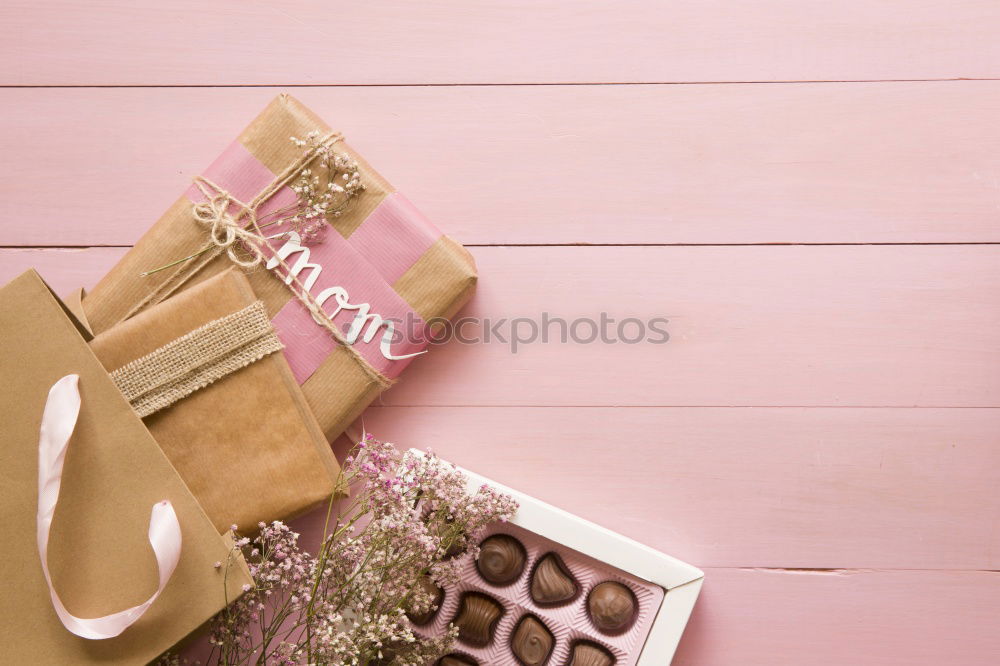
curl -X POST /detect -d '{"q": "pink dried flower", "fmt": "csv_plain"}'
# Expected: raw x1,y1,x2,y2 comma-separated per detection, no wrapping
188,437,517,665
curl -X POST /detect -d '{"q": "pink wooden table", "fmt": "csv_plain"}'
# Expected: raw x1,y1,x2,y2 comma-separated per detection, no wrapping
3,2,1000,663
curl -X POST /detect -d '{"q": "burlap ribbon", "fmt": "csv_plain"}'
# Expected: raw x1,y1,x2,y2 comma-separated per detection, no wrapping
111,301,283,417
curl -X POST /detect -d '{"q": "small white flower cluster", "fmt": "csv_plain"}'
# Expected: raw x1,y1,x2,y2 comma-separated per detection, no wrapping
284,131,366,245
180,436,517,665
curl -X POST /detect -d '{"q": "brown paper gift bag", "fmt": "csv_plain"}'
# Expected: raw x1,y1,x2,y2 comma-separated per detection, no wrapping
0,270,250,664
89,268,340,533
82,94,477,442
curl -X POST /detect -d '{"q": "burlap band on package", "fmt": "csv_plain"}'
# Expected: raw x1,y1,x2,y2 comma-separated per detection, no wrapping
110,301,282,417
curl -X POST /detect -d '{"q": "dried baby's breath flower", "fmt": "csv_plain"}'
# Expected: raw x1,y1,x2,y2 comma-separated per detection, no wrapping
173,436,517,665
279,131,366,245
142,132,366,278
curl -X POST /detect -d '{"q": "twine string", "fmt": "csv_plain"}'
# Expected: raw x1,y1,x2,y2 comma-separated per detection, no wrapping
190,181,265,269
129,132,393,390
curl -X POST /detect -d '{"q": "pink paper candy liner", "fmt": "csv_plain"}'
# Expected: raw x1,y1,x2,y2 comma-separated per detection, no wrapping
413,522,665,666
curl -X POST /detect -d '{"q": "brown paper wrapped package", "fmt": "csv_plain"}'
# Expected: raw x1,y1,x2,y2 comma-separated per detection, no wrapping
82,94,477,442
90,269,340,533
0,270,251,664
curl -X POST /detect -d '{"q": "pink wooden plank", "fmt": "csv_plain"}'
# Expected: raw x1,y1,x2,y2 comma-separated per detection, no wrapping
5,245,1000,408
389,245,1000,408
3,1,1000,85
3,84,1000,246
0,248,126,294
352,405,1000,570
675,568,1000,665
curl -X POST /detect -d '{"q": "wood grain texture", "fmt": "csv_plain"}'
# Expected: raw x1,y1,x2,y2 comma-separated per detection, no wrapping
3,1,1000,85
3,83,1000,246
391,245,1000,408
5,4,1000,654
352,405,1000,570
0,248,126,291
675,568,1000,666
4,245,1000,408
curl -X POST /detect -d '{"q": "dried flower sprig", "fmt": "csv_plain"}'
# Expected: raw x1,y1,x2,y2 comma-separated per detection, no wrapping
172,436,517,665
284,131,366,245
143,133,366,277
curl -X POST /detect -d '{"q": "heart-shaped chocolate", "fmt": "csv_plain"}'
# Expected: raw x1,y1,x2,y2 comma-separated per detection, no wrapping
437,655,478,666
530,552,578,606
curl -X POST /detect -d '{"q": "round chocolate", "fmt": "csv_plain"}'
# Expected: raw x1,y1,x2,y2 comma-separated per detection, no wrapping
530,552,578,606
568,641,616,666
405,575,444,626
453,592,504,647
477,534,527,586
428,516,467,558
587,582,637,634
438,655,479,666
511,615,554,665
368,641,404,665
441,528,467,558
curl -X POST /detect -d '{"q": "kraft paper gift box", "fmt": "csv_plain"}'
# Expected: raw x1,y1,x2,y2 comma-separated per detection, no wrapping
89,268,341,533
82,93,478,442
0,270,251,664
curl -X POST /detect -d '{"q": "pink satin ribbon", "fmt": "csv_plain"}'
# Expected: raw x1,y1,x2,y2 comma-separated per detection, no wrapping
36,374,182,640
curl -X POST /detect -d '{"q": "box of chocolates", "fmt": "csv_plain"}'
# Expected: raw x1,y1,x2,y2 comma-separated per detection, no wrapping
408,451,703,665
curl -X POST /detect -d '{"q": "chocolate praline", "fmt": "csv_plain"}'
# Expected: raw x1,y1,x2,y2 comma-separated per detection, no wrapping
567,640,616,666
405,575,444,626
452,592,504,647
476,534,527,586
368,641,405,665
511,614,555,665
437,654,479,666
530,552,579,606
422,507,468,558
587,581,637,635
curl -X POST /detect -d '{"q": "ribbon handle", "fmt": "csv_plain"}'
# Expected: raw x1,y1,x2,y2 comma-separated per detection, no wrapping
36,374,182,640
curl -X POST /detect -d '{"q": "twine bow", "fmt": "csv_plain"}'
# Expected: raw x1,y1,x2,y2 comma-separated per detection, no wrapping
191,179,267,269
